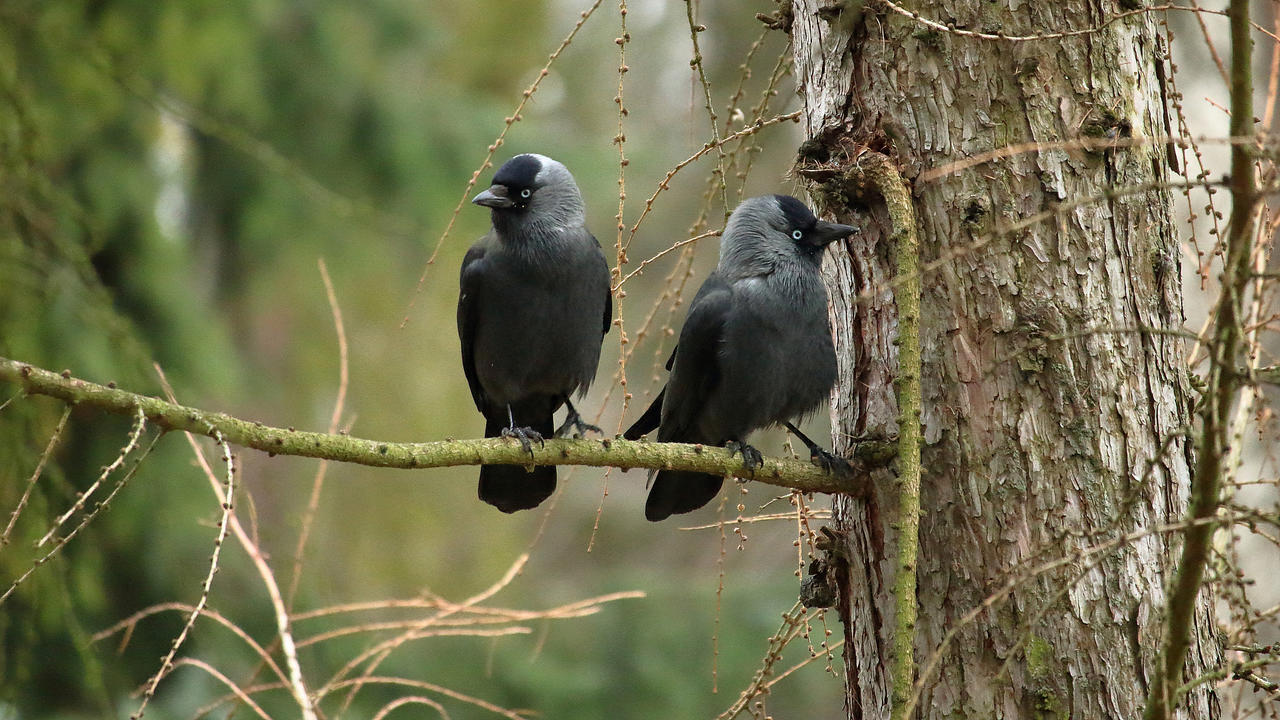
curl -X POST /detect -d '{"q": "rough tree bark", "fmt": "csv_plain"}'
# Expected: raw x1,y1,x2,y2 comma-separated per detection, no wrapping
790,0,1224,717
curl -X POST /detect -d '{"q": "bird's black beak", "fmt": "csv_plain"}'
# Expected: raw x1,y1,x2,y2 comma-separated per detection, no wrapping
473,184,515,209
812,220,857,246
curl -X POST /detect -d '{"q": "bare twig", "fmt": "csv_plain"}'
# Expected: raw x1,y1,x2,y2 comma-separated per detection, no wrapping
325,676,526,720
624,111,801,253
38,407,146,547
917,133,1265,183
287,258,350,607
327,554,535,712
1144,0,1258,715
372,696,451,720
155,367,317,720
877,0,1279,44
2,405,71,546
133,442,234,718
92,602,290,687
1,431,159,606
684,0,730,216
716,602,814,720
612,0,633,430
614,229,720,289
166,658,274,720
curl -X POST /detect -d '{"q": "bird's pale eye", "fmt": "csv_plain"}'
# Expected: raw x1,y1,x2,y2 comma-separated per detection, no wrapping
791,229,803,240
520,188,532,199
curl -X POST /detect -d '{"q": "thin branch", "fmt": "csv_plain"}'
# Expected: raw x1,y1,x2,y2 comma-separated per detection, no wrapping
0,357,890,494
154,367,317,720
877,0,1279,45
131,430,236,720
323,677,526,720
294,589,643,648
2,405,71,546
91,602,290,688
372,696,451,720
1229,644,1280,655
326,554,536,712
917,133,1263,183
1253,364,1280,386
189,682,288,719
715,602,811,720
287,258,350,608
300,625,530,649
614,229,720,289
0,432,159,606
38,407,145,547
611,0,633,430
763,637,846,692
1144,0,1258,715
1175,657,1280,699
1184,0,1229,85
165,658,274,720
292,589,644,624
683,0,730,216
1233,666,1280,696
623,111,802,255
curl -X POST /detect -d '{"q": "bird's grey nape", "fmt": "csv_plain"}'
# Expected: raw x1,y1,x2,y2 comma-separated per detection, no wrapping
717,196,811,278
530,157,587,231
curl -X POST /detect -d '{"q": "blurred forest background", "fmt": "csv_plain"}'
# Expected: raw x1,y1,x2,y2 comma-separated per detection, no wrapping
0,0,850,717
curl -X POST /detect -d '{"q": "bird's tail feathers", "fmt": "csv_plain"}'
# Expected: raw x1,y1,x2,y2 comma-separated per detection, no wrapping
644,469,723,522
479,411,556,513
479,464,556,513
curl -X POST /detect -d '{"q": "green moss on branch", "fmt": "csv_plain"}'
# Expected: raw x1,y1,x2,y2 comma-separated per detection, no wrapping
0,356,890,495
854,152,924,720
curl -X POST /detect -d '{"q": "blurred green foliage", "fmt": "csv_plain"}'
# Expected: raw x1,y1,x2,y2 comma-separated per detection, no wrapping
0,0,838,717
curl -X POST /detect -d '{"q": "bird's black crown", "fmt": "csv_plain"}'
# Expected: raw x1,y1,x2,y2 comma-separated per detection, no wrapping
492,154,543,193
774,194,817,230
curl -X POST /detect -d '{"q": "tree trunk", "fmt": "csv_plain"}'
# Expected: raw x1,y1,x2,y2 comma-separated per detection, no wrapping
790,1,1223,717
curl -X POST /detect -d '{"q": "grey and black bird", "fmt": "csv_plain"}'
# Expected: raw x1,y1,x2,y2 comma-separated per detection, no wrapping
459,153,612,513
624,195,855,521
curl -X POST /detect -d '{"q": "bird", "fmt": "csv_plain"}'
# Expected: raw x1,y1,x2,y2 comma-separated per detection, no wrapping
624,195,855,521
458,153,612,513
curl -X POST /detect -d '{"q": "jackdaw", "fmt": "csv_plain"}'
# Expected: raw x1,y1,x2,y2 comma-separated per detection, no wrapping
459,153,612,513
624,195,855,521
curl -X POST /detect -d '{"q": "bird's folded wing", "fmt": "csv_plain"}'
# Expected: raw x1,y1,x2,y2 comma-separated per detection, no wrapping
457,242,490,412
654,273,733,443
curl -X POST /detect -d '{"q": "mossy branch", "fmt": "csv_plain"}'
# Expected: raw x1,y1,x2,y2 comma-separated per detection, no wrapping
1252,364,1280,386
850,153,924,720
0,357,891,496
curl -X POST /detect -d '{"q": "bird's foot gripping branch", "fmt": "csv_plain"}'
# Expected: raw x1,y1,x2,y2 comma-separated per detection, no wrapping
0,357,893,498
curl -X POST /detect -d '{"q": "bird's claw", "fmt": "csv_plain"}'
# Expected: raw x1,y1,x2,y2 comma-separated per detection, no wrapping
554,412,602,439
501,425,545,457
811,447,852,476
726,441,763,477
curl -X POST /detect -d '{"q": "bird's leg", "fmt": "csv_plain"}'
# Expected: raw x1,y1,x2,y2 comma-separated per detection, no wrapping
501,404,544,458
554,398,602,438
725,440,764,477
784,421,850,475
